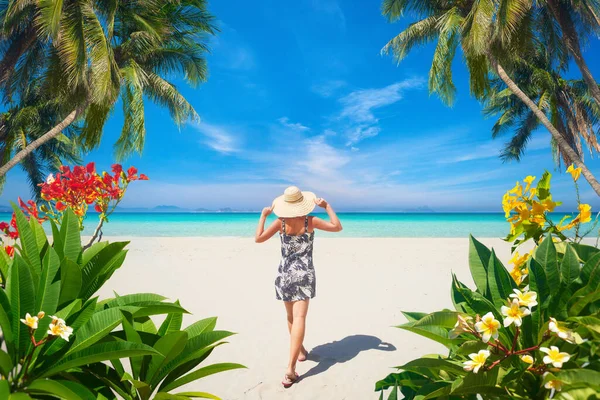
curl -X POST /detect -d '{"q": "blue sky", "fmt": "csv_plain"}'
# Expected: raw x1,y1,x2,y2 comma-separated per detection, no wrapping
2,0,600,211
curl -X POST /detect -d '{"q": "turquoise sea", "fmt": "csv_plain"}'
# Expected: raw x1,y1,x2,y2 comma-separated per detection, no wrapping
0,212,584,238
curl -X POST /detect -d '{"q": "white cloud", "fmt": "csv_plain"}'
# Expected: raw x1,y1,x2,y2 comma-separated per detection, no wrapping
278,117,310,132
337,78,425,145
311,80,347,97
211,23,257,71
194,122,239,154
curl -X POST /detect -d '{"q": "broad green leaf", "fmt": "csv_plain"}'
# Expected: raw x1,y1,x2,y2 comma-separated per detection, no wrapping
9,393,33,399
0,349,13,377
38,341,159,378
11,203,41,286
581,252,600,292
27,379,95,400
158,308,184,336
134,316,158,334
572,243,600,263
455,340,489,355
81,241,108,267
50,220,64,260
160,363,246,392
0,248,11,282
561,244,580,287
398,323,461,349
66,307,124,355
29,217,47,252
451,274,473,314
148,331,189,386
6,254,36,359
468,235,491,295
569,290,600,316
120,311,144,379
0,380,8,398
118,302,189,318
171,392,219,399
59,258,82,306
453,279,500,319
184,317,217,337
395,357,465,374
80,242,128,297
0,289,14,348
401,311,428,322
556,369,600,390
412,311,460,329
59,208,81,263
534,237,560,294
486,250,516,307
36,247,60,315
100,292,168,309
527,257,549,306
416,382,452,399
82,249,127,299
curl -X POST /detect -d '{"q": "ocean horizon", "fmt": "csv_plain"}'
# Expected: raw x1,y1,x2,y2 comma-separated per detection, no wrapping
0,211,588,238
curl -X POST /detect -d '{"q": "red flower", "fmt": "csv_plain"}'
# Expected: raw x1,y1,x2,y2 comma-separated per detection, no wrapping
4,245,14,257
56,202,67,211
0,222,8,231
139,174,149,180
86,162,96,174
94,204,103,213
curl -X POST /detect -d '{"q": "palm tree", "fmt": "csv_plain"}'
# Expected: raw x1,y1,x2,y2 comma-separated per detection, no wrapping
544,0,600,107
0,0,216,179
484,46,600,167
381,0,600,196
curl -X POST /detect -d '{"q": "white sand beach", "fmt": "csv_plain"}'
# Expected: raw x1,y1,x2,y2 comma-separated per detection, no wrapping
97,237,524,400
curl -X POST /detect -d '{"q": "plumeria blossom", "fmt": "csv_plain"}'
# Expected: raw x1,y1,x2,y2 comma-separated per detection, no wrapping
549,318,575,343
566,164,582,181
544,373,564,392
509,287,538,309
463,350,490,373
540,346,570,368
449,315,473,338
501,299,531,327
47,317,73,342
521,355,534,364
475,312,501,343
20,313,39,329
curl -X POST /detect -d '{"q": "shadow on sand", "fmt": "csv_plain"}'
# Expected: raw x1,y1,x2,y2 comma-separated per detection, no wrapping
301,335,396,380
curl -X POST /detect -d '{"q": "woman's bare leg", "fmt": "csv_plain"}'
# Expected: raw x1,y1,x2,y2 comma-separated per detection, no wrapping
286,299,309,377
285,302,308,361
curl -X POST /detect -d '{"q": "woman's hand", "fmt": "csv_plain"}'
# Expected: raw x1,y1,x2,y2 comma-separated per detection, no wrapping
314,197,328,208
261,205,274,217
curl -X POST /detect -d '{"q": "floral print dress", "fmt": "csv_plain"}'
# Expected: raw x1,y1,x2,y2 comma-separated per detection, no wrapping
275,216,316,301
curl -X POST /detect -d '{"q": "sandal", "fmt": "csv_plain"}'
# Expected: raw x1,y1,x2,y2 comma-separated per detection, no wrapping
282,372,299,388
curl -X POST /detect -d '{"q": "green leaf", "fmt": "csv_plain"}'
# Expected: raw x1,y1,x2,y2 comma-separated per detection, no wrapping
59,208,82,263
0,250,10,283
412,311,460,329
486,250,516,307
0,289,14,350
50,220,64,260
396,357,465,374
556,369,600,390
0,349,13,377
27,379,95,400
527,257,549,306
100,292,168,309
581,252,600,291
81,241,108,268
36,247,61,315
29,217,47,251
536,171,551,200
160,363,246,392
561,244,581,287
534,237,560,294
11,203,41,286
148,331,189,386
38,341,159,378
468,235,491,295
0,380,8,398
80,242,128,297
455,340,488,355
6,254,36,359
67,307,124,355
401,311,429,322
170,393,219,399
184,317,217,337
58,258,82,306
158,307,184,336
569,290,600,316
398,323,461,349
571,243,600,263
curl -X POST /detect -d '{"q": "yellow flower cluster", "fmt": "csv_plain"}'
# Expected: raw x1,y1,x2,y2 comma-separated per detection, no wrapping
508,251,531,285
503,176,557,235
558,203,592,231
20,311,72,342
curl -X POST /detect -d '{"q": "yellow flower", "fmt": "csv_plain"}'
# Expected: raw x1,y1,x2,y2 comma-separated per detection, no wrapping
509,265,527,285
567,164,581,181
509,182,523,197
501,299,531,327
549,318,575,343
529,187,537,199
463,350,490,373
542,199,557,212
37,311,45,319
521,355,534,364
578,203,592,224
524,176,536,192
20,313,38,330
544,378,563,392
509,287,538,309
475,312,501,343
450,315,473,339
509,251,530,270
540,346,570,368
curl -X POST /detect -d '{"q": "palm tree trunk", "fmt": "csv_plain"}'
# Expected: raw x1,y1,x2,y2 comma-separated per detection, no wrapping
0,108,83,178
547,0,600,107
489,56,600,197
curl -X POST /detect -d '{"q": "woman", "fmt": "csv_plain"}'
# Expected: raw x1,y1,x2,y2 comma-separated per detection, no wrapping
254,186,343,388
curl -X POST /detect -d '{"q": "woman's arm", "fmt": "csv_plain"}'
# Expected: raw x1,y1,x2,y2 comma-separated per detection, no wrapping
255,206,281,243
312,198,343,232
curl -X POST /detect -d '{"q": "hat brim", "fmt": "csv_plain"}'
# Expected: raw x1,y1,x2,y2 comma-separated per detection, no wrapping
272,191,317,218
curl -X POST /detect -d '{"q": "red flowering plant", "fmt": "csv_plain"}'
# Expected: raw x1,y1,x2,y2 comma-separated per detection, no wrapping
0,163,148,255
0,199,46,259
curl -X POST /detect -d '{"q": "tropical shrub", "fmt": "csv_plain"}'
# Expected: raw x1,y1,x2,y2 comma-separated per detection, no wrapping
0,165,244,399
376,166,600,399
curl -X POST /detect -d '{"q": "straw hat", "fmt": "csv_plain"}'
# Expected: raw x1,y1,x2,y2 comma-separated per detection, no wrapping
272,186,317,218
